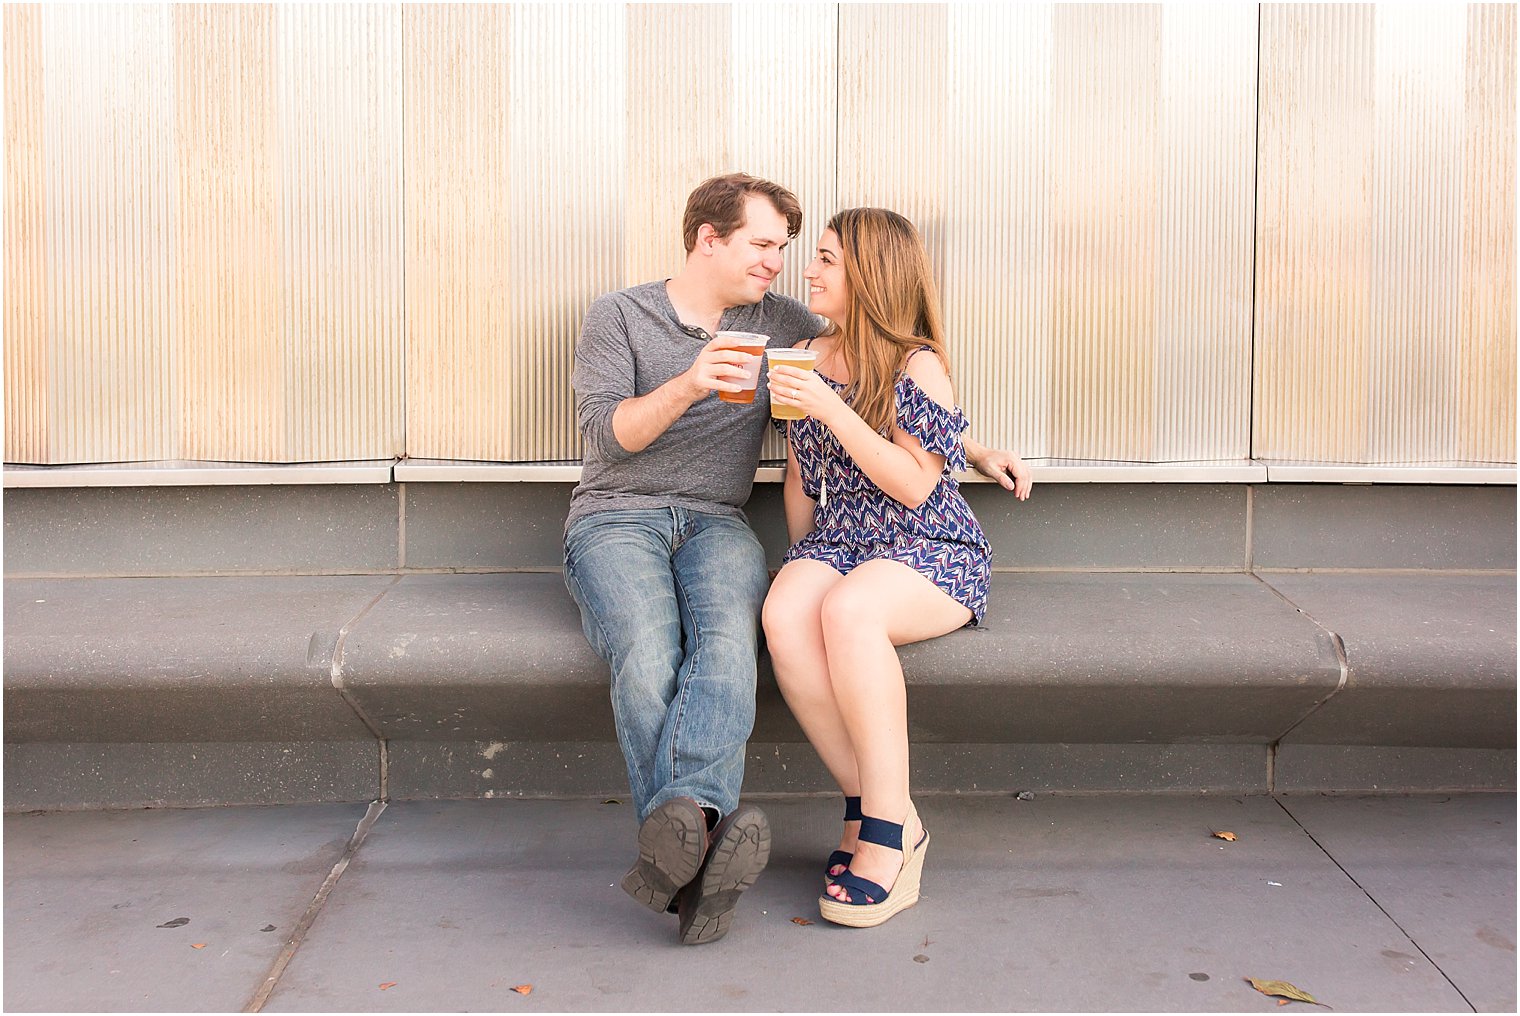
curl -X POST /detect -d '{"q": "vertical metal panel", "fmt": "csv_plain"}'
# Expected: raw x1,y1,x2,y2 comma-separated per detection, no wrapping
504,4,624,460
838,5,948,261
404,3,834,461
175,3,284,461
1370,6,1466,463
1154,3,1257,461
1257,2,1514,465
5,2,1511,470
1051,4,1162,461
4,4,48,463
944,4,1053,459
278,4,404,461
1459,3,1516,463
845,4,1255,463
1255,4,1377,462
624,4,730,286
36,4,176,463
403,4,512,460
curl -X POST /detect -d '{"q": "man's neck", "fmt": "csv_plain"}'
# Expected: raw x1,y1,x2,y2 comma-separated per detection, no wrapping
664,268,734,336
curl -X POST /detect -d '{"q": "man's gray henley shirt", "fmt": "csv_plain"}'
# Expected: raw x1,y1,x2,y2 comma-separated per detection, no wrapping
567,280,824,532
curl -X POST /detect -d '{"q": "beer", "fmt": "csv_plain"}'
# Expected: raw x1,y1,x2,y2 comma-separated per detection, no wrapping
765,348,820,420
715,331,769,404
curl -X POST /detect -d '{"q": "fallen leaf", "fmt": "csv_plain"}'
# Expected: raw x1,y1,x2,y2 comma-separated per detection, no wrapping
913,954,930,964
190,943,206,950
602,799,621,805
512,985,533,995
1246,978,1329,1007
790,917,813,926
1212,830,1237,842
157,917,190,928
379,982,397,991
260,925,276,933
1279,1001,1290,1007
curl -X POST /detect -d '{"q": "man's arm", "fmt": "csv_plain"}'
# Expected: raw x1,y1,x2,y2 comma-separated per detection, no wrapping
610,339,753,454
964,436,1034,501
573,299,756,459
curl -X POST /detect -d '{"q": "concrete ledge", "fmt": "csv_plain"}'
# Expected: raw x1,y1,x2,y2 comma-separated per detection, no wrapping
1261,461,1517,485
1262,574,1517,748
2,460,395,487
3,569,1512,806
2,741,379,812
385,741,1275,800
1274,746,1518,793
13,459,1513,490
2,576,394,742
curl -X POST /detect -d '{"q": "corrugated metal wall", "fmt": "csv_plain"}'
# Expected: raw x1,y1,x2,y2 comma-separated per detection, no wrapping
1255,2,1516,464
4,3,1514,466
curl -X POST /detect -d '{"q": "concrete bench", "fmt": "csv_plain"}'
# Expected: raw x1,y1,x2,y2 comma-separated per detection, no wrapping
5,568,1513,810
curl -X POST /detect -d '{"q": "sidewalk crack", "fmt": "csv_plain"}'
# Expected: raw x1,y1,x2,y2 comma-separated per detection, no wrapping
1273,797,1478,1013
243,799,388,1013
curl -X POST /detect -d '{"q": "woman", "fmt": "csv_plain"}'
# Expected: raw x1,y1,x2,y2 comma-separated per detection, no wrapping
763,207,1032,927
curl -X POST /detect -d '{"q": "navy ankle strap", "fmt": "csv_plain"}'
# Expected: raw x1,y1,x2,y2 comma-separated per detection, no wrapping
843,796,863,822
857,815,904,849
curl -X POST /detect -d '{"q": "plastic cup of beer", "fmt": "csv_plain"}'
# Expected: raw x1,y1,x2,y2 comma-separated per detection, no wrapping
715,331,769,405
766,347,820,420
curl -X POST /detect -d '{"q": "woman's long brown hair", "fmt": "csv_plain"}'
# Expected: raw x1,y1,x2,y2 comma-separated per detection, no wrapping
827,208,951,435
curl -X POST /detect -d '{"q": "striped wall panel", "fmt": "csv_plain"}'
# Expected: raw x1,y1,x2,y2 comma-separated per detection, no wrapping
502,5,624,462
37,4,175,464
1256,2,1515,464
406,3,835,461
278,4,404,461
1458,4,1516,464
2,3,1512,468
174,4,285,461
1154,3,1258,462
4,5,47,463
944,4,1053,460
846,3,1256,462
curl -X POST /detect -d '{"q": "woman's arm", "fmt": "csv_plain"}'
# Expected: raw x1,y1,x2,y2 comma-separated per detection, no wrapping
768,353,952,511
782,435,817,544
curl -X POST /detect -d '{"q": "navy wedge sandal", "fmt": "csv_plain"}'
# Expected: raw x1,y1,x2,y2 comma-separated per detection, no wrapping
817,804,929,928
824,795,863,883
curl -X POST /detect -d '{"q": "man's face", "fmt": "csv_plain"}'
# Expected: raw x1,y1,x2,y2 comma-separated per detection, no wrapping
706,194,791,306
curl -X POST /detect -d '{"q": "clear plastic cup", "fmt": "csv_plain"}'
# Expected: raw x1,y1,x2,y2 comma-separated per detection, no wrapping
715,331,770,405
765,347,820,420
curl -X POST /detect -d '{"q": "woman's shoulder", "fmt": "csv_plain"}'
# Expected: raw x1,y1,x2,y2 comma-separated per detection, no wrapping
794,327,837,350
899,345,955,409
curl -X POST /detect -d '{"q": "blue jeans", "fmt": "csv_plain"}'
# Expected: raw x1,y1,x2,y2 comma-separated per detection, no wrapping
564,508,770,823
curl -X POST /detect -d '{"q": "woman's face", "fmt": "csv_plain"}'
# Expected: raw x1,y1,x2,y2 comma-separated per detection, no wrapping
803,228,849,323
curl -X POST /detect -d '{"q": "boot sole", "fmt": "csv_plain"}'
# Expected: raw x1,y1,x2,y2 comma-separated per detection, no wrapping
678,807,771,945
620,799,708,914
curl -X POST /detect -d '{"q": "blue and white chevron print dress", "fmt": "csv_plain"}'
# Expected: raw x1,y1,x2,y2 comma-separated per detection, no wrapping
776,355,992,626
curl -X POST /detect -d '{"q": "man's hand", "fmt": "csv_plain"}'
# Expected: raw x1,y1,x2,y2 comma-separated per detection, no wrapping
966,441,1034,501
679,336,761,402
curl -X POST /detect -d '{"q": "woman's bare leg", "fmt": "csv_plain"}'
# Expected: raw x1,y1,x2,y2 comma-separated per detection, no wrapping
762,559,861,858
818,559,971,902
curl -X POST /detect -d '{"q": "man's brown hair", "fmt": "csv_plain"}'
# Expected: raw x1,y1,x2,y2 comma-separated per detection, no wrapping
681,173,803,254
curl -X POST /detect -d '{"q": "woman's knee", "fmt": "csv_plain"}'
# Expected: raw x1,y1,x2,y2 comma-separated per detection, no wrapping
818,581,886,642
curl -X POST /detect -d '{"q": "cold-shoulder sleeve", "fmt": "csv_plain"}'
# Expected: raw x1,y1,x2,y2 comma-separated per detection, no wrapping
895,373,969,473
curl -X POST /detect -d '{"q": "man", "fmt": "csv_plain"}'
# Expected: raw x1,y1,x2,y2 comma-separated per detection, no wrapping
565,173,1024,945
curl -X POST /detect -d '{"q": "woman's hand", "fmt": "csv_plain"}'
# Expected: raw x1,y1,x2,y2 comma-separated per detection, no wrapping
767,365,847,427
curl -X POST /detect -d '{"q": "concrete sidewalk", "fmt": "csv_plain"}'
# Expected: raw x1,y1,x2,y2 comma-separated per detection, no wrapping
4,793,1514,1013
